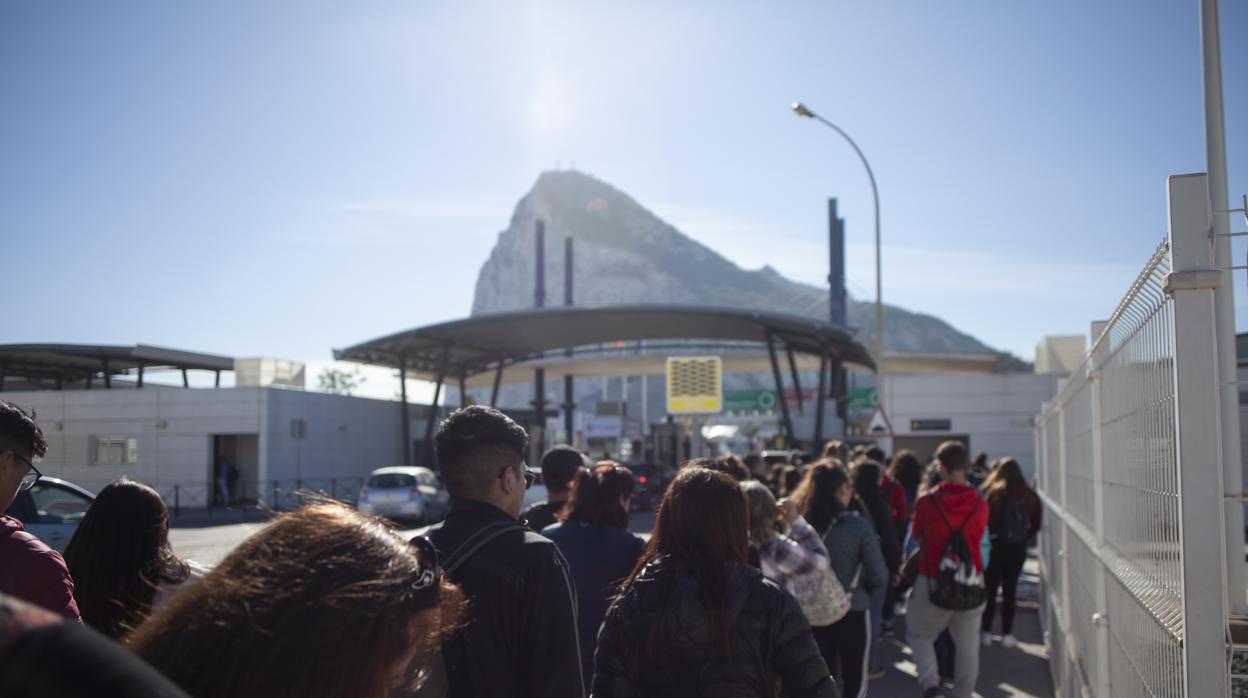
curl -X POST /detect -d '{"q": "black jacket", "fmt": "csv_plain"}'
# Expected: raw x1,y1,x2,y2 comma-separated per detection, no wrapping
522,499,564,533
855,495,902,576
423,499,585,698
591,559,839,698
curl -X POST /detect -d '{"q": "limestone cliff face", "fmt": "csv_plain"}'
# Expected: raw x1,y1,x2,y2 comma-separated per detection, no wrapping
472,170,1003,357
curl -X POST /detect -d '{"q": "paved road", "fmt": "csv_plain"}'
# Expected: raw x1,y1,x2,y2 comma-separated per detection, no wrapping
169,510,659,567
169,522,269,567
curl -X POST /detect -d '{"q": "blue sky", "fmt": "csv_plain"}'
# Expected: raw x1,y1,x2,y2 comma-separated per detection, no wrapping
2,1,1245,376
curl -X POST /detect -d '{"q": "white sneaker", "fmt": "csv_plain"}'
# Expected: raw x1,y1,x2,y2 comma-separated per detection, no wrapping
980,632,993,647
1001,634,1019,648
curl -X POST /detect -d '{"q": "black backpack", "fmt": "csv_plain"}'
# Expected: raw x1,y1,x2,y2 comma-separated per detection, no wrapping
927,499,985,610
995,495,1030,546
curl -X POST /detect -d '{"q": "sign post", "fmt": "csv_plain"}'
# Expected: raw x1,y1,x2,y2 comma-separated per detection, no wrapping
866,404,894,438
666,357,724,460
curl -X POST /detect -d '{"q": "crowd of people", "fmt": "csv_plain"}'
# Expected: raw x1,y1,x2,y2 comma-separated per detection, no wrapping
0,399,1042,697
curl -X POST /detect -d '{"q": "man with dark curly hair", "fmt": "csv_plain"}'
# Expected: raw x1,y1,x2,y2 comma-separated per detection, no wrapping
0,401,80,620
418,406,583,698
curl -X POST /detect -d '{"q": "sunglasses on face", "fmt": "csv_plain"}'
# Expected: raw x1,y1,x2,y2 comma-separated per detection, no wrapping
496,463,535,490
10,451,40,492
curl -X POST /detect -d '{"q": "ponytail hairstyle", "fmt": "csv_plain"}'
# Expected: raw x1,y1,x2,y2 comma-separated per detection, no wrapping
791,460,850,533
560,461,635,529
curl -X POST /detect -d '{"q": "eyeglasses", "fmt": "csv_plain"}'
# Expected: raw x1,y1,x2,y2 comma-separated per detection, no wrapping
11,452,40,492
497,463,535,490
408,535,441,593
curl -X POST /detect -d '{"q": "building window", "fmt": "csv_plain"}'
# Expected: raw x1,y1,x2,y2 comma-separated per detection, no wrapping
90,436,138,465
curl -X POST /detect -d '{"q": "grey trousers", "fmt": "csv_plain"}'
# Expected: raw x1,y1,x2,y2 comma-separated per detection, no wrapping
906,576,985,698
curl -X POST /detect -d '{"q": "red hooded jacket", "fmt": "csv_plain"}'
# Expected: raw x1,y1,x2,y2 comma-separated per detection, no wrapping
911,483,989,578
0,515,81,621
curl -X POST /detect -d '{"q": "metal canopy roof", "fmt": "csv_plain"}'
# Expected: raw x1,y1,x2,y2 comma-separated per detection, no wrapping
334,304,876,379
0,343,235,383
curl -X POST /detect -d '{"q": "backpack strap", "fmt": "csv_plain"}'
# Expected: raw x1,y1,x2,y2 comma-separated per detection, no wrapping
931,495,974,534
442,522,528,575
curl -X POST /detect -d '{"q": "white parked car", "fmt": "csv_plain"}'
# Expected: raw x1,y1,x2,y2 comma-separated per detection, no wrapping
357,466,450,525
3,477,95,552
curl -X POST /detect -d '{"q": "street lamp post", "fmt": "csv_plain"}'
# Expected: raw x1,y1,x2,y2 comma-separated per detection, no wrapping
792,101,884,398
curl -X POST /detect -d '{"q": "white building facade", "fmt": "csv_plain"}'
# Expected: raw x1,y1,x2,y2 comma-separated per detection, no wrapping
876,372,1062,478
7,386,432,509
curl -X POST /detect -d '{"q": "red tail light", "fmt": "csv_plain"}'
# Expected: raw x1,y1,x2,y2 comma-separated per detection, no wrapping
638,475,648,484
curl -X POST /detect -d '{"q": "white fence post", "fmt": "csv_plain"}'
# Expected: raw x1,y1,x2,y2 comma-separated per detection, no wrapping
1166,172,1231,697
1088,339,1111,698
1056,399,1074,691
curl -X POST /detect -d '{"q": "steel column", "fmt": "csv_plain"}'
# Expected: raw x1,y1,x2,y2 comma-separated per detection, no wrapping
422,346,450,468
785,345,803,415
832,360,847,421
489,361,503,407
814,349,829,451
1199,0,1247,617
399,357,411,464
533,367,546,453
181,368,189,388
137,363,144,389
563,375,575,445
103,358,112,388
459,374,468,407
766,333,796,447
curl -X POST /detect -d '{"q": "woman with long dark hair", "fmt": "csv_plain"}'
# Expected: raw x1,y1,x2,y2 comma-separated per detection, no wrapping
886,450,924,512
793,461,887,698
979,458,1041,649
542,461,645,686
130,502,464,698
62,478,207,639
593,467,835,698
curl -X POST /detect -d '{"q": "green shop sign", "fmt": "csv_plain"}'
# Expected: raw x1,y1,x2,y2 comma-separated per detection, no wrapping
723,389,777,413
847,387,878,412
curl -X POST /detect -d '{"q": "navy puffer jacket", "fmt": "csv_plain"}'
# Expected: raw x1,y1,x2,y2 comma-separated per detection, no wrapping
591,559,839,698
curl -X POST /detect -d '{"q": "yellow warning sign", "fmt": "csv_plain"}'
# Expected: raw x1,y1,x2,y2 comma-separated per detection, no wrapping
666,356,723,414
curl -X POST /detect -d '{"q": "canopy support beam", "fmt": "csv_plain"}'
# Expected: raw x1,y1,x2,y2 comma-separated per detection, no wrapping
766,333,797,447
422,345,450,468
399,355,411,464
786,345,803,414
814,348,829,452
489,360,503,407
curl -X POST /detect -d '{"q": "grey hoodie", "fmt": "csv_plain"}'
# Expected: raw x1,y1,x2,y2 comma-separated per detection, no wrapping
819,511,888,612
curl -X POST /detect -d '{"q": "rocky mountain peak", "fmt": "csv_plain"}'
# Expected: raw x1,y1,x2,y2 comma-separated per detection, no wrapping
472,170,1010,359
